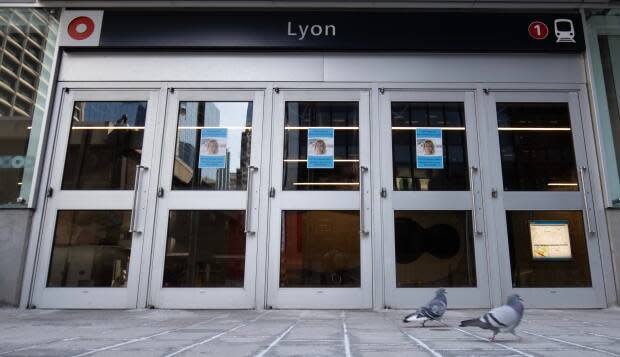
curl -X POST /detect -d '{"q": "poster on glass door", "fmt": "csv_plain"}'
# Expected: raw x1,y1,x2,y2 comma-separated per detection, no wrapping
307,128,334,169
530,220,573,260
199,128,228,169
416,128,443,169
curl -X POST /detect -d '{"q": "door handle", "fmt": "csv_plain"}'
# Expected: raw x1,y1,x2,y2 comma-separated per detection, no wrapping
129,165,148,234
579,166,596,234
244,165,259,235
360,166,369,236
469,166,482,235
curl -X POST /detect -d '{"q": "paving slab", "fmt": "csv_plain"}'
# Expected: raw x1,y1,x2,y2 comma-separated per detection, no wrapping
266,340,344,357
0,308,619,357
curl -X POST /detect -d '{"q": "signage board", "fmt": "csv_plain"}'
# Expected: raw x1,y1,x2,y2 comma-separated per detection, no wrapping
416,128,443,169
199,128,227,169
92,11,584,52
529,220,573,260
59,10,103,47
307,128,335,169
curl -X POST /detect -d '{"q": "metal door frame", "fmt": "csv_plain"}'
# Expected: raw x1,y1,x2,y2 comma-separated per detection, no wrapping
147,88,265,308
266,87,373,309
379,89,492,309
30,86,165,308
482,89,607,308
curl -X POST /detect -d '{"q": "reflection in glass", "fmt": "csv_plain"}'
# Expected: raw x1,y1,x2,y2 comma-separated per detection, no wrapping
280,211,360,287
283,102,359,191
391,102,468,191
597,35,620,195
163,210,246,287
173,102,253,190
47,210,132,287
61,102,147,190
507,211,592,287
0,8,59,205
497,103,579,191
394,211,476,287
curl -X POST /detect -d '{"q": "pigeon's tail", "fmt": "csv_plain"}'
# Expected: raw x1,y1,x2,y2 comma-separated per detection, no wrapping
459,318,484,328
403,311,427,323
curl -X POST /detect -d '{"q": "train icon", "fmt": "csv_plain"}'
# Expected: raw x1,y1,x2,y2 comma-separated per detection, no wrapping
554,19,576,43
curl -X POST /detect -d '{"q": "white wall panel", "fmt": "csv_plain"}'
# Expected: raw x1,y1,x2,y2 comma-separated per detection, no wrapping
59,52,325,82
59,51,585,84
324,53,586,83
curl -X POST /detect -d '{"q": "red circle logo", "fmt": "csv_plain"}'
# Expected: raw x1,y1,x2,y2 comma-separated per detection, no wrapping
67,16,95,41
528,21,549,40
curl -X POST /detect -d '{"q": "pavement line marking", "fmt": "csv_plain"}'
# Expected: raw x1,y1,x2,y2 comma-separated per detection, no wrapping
165,311,270,357
523,331,620,356
0,338,79,356
70,330,172,357
284,339,343,342
562,317,606,327
254,321,298,357
588,332,620,341
342,311,352,357
455,328,534,357
435,348,505,351
382,311,442,357
402,332,443,357
68,313,225,357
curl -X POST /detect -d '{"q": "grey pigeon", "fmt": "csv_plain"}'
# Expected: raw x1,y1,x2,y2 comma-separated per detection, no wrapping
460,294,524,341
402,288,447,326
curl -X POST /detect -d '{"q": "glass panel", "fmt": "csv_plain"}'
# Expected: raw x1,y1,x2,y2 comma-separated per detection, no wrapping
497,103,579,191
47,210,132,287
172,102,253,191
0,8,59,206
391,102,468,191
596,34,620,203
280,211,360,287
163,210,246,288
394,211,476,287
283,102,359,191
507,210,592,287
61,102,147,190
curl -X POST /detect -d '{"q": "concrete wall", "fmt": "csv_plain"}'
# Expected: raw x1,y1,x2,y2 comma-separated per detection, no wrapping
606,209,620,304
0,210,32,306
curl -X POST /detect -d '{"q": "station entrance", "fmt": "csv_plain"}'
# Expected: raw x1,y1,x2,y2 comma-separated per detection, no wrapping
28,53,607,309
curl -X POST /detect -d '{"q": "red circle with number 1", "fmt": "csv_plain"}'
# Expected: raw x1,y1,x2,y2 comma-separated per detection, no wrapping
528,21,549,40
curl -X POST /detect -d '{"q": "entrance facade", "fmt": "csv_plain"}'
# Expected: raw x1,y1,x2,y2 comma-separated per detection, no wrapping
27,53,609,309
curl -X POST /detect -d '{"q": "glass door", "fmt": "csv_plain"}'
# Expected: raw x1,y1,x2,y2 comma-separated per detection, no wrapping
380,91,491,308
32,89,161,308
148,90,264,308
266,90,372,309
484,91,606,308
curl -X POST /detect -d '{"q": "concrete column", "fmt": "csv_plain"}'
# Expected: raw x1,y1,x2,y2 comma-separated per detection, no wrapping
606,210,620,304
0,209,32,307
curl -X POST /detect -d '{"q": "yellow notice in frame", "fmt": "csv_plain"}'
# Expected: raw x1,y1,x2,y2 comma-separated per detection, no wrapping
529,220,572,260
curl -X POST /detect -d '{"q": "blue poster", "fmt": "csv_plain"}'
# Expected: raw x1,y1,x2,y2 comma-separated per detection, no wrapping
416,128,443,169
307,128,334,169
198,128,227,169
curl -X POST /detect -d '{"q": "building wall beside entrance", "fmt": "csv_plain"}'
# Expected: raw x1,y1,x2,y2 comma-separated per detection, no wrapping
20,52,615,309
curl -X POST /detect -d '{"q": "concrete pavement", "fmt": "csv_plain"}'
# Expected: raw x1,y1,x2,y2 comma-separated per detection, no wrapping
0,308,619,356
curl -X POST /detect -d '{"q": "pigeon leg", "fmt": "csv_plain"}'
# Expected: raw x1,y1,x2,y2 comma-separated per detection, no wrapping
490,332,497,342
422,320,426,327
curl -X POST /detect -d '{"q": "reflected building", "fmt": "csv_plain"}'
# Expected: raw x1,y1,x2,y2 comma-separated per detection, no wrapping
174,102,223,188
235,103,253,189
0,9,58,204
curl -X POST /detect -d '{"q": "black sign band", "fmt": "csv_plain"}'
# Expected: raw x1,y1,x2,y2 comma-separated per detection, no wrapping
99,11,584,52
